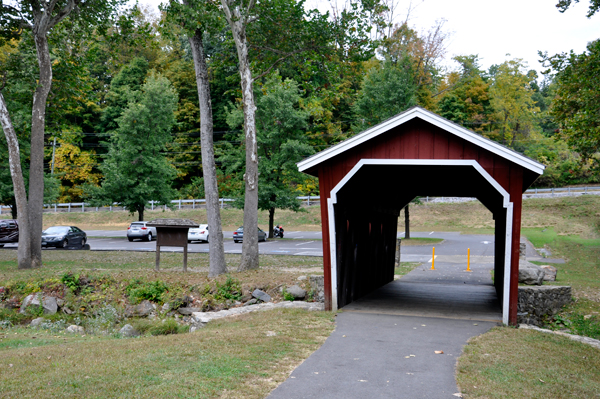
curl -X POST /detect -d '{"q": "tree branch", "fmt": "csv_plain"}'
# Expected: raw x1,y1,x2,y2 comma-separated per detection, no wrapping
48,0,78,30
251,48,308,82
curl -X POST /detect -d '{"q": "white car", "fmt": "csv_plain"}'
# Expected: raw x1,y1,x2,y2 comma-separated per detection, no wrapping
188,224,209,243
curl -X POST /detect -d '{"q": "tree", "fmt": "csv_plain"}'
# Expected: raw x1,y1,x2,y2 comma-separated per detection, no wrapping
161,0,229,278
353,58,417,130
556,0,600,16
219,0,331,271
87,74,178,221
436,55,493,133
226,72,312,238
544,39,600,174
0,0,123,269
488,58,539,147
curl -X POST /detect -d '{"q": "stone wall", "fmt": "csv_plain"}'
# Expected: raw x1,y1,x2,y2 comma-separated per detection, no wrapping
517,286,572,326
309,275,325,303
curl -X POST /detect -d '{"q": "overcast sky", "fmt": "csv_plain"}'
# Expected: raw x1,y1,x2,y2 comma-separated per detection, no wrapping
142,0,599,75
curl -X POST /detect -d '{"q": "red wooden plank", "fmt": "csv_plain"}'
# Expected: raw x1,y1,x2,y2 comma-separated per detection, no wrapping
492,157,511,192
403,129,419,158
463,141,479,161
508,166,523,326
448,134,464,160
318,166,332,311
417,121,435,159
433,128,450,159
477,148,495,176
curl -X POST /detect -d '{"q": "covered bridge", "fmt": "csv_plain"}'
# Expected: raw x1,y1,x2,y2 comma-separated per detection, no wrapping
297,107,545,325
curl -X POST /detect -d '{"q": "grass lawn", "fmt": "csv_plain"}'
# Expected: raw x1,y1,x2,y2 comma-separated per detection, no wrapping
457,327,600,398
456,196,600,398
0,309,335,398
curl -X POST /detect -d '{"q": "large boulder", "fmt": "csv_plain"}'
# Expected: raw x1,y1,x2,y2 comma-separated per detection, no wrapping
66,325,85,334
30,317,46,327
124,300,156,318
252,289,271,303
518,261,545,285
540,265,558,281
286,285,306,300
20,294,58,315
119,324,140,337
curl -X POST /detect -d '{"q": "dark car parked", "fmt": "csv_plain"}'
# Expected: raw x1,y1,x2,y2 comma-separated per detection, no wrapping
0,219,19,247
42,226,87,248
233,226,267,243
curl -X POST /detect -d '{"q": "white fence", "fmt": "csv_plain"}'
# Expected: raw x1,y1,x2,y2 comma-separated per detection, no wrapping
0,187,598,214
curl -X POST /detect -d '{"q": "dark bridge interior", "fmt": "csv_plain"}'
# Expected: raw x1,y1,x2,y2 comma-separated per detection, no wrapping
334,164,508,308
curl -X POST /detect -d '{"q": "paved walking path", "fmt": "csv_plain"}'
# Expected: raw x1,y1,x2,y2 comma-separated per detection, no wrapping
268,235,503,399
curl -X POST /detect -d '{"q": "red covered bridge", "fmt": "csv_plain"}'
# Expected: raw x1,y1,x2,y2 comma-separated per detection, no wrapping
297,107,545,325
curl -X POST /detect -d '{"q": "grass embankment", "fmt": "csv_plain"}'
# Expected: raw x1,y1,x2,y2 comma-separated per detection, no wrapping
0,250,330,397
457,327,600,398
0,309,335,398
457,195,600,398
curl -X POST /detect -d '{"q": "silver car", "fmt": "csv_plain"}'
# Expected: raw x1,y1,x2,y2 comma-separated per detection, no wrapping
127,221,157,242
188,224,209,243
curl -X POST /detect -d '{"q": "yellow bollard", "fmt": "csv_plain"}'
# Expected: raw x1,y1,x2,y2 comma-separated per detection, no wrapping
431,247,435,270
466,248,471,272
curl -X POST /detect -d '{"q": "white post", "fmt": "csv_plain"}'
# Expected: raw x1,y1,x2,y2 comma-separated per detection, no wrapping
68,203,71,212
82,203,84,212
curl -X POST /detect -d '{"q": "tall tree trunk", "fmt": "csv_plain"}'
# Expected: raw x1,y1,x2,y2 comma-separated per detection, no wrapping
0,92,33,269
404,204,410,239
138,205,144,221
27,33,54,269
268,207,275,239
188,29,228,277
221,0,259,271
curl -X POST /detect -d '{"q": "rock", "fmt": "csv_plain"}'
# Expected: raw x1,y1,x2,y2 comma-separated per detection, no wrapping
125,300,155,318
66,325,85,334
162,303,170,312
519,243,527,259
252,289,271,303
119,324,140,337
286,285,306,300
56,298,65,308
540,265,557,281
20,294,58,315
3,296,21,309
177,307,200,315
297,276,307,281
240,294,252,302
243,298,258,306
309,275,325,303
518,261,545,285
30,317,46,327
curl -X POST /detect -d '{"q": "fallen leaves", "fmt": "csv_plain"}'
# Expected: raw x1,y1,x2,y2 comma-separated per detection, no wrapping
435,350,444,354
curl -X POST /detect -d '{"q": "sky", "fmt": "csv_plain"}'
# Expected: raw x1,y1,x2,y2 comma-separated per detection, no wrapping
141,0,599,75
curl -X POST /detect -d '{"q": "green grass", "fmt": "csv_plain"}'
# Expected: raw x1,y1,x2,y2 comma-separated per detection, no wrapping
0,309,335,398
457,327,600,398
394,262,421,277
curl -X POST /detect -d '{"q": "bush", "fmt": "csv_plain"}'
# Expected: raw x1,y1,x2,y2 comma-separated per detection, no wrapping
125,280,169,304
127,318,188,336
214,276,242,301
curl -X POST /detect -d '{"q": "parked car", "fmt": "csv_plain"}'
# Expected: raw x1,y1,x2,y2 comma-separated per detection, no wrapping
42,226,87,248
233,226,267,243
0,219,19,247
127,221,157,242
188,224,209,243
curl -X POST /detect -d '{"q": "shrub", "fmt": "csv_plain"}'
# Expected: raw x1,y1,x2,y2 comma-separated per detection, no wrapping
214,276,242,301
125,280,169,304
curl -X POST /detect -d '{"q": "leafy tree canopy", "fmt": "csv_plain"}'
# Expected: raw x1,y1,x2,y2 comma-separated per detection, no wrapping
86,73,178,220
